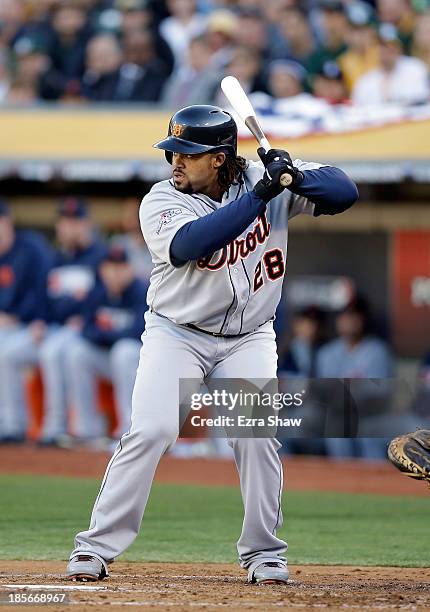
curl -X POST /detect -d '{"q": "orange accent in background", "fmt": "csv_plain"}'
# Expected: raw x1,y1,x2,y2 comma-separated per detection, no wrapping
26,370,118,440
392,231,430,357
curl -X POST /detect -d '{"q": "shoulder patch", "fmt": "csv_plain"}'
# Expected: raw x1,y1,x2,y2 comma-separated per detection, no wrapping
156,208,182,235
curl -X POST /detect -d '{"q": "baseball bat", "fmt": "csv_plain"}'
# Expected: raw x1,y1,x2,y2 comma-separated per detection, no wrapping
220,76,292,187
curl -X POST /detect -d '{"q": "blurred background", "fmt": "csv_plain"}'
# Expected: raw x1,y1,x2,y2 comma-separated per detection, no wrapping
0,0,429,461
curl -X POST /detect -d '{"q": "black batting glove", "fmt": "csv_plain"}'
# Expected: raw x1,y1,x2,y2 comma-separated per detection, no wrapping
258,147,303,187
253,148,303,203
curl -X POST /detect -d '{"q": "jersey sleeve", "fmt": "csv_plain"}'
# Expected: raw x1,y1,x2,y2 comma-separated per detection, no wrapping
287,159,323,219
139,184,199,265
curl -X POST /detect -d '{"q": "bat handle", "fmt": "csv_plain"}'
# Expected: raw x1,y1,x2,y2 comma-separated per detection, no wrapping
260,137,271,153
259,137,292,187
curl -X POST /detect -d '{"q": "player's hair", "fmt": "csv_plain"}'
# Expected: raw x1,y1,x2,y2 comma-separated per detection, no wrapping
218,155,248,194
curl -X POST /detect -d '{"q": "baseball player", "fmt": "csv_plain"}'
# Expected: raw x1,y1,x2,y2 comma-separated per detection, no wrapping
0,201,51,442
66,105,358,584
65,245,148,442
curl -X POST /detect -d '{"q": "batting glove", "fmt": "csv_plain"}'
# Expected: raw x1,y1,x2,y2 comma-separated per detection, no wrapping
254,148,303,203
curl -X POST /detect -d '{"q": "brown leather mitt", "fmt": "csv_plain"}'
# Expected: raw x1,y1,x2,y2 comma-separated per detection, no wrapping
387,429,430,485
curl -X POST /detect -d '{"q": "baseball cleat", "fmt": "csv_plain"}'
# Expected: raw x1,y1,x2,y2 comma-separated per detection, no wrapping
66,555,108,582
249,561,289,585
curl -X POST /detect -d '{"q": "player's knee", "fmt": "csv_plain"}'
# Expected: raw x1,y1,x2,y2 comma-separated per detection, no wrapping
0,336,25,364
39,337,62,366
110,339,140,368
132,422,178,446
66,338,92,368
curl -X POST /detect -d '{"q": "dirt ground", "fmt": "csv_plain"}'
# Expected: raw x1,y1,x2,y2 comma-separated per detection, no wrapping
1,445,429,497
0,561,429,611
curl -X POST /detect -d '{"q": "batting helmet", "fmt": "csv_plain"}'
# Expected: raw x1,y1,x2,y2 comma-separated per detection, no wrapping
153,105,237,164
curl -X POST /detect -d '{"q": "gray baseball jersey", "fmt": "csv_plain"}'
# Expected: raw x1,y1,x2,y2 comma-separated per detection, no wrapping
139,159,323,335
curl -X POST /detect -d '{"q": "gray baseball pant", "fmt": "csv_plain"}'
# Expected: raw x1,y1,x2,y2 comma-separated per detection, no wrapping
70,312,287,575
0,325,77,439
0,325,25,436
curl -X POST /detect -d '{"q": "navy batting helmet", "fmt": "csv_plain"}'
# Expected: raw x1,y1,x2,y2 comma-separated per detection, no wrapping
153,105,237,164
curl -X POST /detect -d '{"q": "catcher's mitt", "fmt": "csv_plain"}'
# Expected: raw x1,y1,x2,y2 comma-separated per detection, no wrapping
387,429,430,484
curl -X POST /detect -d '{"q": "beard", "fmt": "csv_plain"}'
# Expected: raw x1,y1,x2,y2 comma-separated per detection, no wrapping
173,177,194,194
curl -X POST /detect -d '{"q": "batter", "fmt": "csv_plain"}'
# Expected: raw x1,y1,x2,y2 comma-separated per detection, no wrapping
66,105,358,585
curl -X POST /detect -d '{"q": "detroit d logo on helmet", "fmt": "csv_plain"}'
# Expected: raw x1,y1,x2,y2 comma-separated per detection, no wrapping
172,123,184,137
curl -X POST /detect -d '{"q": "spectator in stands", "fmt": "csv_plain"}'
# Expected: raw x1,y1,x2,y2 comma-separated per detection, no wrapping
279,306,326,376
267,59,307,101
234,8,268,57
80,33,123,101
119,28,169,101
312,60,348,104
217,45,265,104
352,23,430,106
0,51,11,102
0,201,51,443
205,9,238,70
411,10,430,71
250,59,328,123
277,6,316,68
161,34,221,107
307,0,347,76
376,0,416,53
116,0,153,33
11,34,65,101
116,0,174,77
47,3,92,96
65,245,148,443
337,2,380,95
160,0,207,67
0,0,25,48
16,1,61,52
111,198,153,283
37,198,107,445
316,296,393,459
261,0,297,61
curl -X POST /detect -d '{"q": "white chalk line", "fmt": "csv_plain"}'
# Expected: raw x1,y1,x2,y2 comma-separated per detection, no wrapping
2,584,108,591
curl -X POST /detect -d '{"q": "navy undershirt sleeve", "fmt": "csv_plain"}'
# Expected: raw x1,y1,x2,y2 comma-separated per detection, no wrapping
292,166,359,216
170,190,266,266
170,166,358,265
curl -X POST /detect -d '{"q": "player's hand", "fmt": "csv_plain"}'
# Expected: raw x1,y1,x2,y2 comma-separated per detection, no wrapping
30,320,47,344
0,312,18,329
254,148,302,203
258,148,303,188
66,315,83,330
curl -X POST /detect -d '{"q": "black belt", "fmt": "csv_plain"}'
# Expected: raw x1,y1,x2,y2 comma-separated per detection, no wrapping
184,320,271,338
151,310,271,338
184,323,248,338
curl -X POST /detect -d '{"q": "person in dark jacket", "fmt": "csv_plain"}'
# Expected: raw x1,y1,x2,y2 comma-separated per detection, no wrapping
0,200,51,442
47,3,93,95
65,245,148,442
38,198,107,444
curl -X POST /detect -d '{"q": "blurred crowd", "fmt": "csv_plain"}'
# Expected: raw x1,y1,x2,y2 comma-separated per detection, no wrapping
0,0,429,107
0,198,429,458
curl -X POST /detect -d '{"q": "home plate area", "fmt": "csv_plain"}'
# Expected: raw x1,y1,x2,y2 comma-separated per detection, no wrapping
1,562,429,610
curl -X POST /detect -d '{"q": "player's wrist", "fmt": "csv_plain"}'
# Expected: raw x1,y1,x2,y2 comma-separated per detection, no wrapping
253,179,282,203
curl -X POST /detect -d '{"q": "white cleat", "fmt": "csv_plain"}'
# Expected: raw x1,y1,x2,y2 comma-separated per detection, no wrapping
249,561,289,585
66,555,108,582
